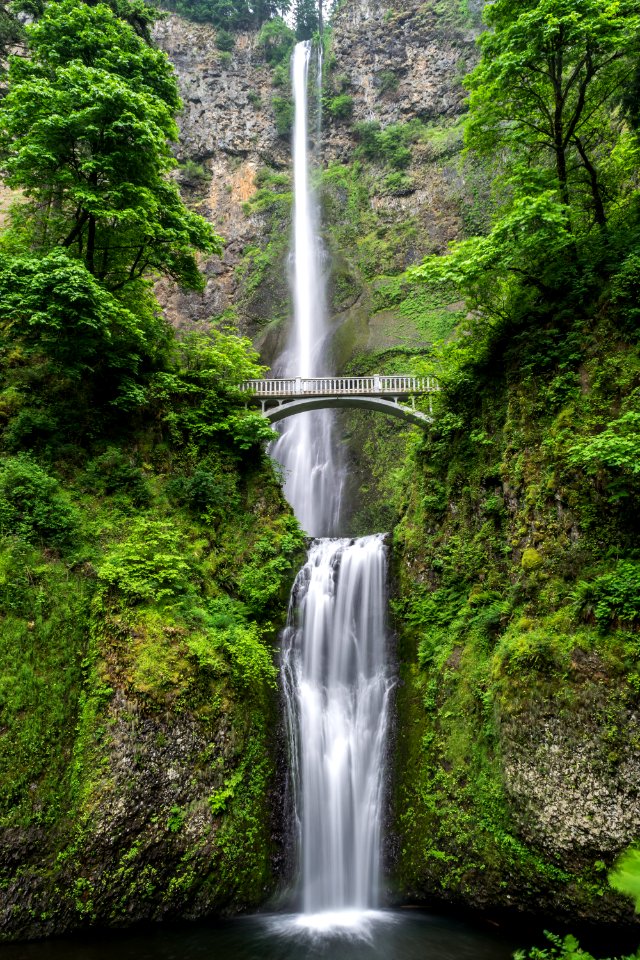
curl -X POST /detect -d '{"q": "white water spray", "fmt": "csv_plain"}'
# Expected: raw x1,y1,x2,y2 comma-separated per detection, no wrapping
270,40,343,537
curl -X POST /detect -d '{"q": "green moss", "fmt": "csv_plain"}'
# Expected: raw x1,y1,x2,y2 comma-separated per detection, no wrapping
521,547,543,571
390,310,640,919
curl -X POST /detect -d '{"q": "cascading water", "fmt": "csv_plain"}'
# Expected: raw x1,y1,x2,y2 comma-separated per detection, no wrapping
281,536,391,916
269,40,344,538
272,40,391,927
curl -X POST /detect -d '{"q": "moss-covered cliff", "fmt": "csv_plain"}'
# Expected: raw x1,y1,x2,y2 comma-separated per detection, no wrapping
0,418,303,941
386,308,640,924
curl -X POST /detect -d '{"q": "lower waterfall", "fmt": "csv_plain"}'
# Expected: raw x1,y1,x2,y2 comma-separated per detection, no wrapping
281,535,392,916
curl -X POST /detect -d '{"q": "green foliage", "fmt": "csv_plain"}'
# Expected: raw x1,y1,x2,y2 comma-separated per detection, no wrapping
292,0,317,39
0,0,221,292
215,26,235,49
179,159,209,183
98,518,192,602
568,411,640,499
166,805,186,832
609,846,640,912
157,0,288,29
257,16,294,65
0,456,78,549
515,931,638,960
576,562,640,628
377,69,398,94
272,95,294,136
0,251,162,383
220,622,278,692
150,332,275,453
467,0,640,220
237,516,305,617
325,93,353,120
84,448,150,506
383,171,414,196
354,120,416,169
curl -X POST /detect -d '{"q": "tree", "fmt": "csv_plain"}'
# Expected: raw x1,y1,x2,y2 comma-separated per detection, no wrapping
293,0,317,40
16,0,159,41
158,0,290,30
0,1,221,292
466,0,640,230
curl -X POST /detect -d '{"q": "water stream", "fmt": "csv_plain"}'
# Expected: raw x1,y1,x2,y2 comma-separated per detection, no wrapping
270,39,392,928
269,40,344,537
281,536,391,916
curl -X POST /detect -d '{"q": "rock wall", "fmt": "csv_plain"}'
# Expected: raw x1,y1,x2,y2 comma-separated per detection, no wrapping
153,0,482,362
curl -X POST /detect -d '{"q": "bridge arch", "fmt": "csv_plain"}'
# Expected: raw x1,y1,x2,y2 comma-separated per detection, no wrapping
261,395,432,427
241,376,438,430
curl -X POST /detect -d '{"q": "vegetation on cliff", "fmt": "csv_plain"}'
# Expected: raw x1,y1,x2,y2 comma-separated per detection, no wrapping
0,0,303,940
381,0,640,925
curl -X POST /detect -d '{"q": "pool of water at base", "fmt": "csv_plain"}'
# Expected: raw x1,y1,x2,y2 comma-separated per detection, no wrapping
1,908,527,960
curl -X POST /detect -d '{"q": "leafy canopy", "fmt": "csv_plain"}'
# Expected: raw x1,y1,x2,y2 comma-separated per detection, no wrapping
0,0,221,292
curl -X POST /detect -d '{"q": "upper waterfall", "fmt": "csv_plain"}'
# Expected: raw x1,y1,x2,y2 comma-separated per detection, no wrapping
269,40,344,538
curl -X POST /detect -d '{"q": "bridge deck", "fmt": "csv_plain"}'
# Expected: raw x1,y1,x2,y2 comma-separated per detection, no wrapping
241,376,438,398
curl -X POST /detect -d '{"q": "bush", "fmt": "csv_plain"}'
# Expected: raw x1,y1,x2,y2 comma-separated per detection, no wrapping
588,562,640,627
377,69,398,94
272,96,294,137
84,448,150,506
354,120,414,169
257,16,295,66
98,518,191,602
326,93,353,120
215,27,235,51
383,171,414,195
0,456,79,549
179,159,209,184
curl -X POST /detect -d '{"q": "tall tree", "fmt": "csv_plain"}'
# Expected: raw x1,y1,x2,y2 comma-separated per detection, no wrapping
466,0,640,230
0,0,220,291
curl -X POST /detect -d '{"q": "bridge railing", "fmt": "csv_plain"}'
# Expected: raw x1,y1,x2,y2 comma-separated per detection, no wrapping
241,376,439,397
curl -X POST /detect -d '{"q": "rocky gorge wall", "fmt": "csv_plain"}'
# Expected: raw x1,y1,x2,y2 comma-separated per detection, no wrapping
152,0,482,365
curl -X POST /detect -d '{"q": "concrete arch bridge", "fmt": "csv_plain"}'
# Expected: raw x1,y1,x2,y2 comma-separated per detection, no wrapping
240,376,438,427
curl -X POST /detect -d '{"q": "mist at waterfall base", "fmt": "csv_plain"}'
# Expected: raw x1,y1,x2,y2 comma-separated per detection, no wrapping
1,912,519,960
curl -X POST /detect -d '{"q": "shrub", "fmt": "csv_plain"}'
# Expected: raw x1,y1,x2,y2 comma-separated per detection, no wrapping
179,160,209,184
568,410,640,500
247,90,261,108
98,518,191,602
84,448,150,506
326,93,353,120
377,69,398,94
383,171,414,195
272,96,294,137
354,120,413,169
590,562,640,627
0,456,79,549
215,28,235,51
257,17,295,66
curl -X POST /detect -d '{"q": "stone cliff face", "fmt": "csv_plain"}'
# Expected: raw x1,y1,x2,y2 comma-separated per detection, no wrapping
153,0,482,363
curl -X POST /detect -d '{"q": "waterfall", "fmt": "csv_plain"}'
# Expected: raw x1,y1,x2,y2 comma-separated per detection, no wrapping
281,536,391,915
270,40,343,538
271,40,391,926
